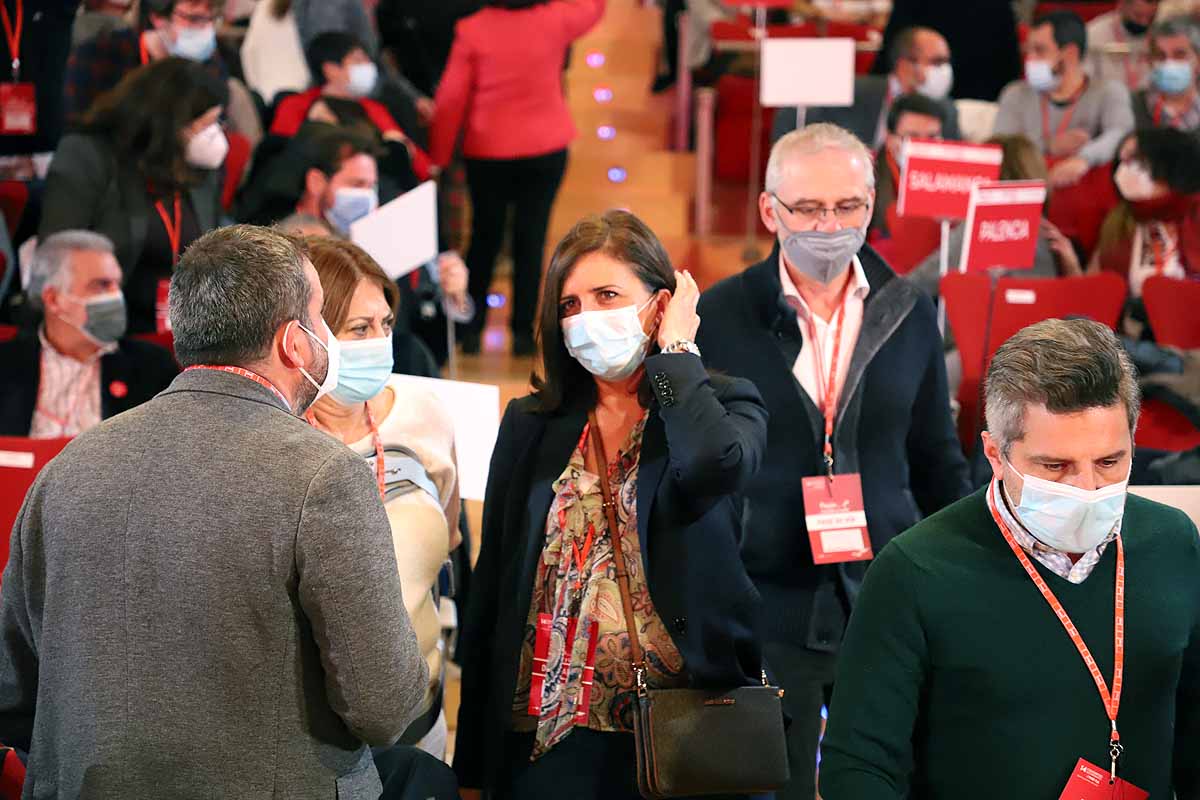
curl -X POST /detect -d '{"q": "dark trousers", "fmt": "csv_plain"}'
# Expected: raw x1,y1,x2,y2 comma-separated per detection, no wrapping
493,729,771,800
661,0,684,79
763,641,838,800
463,149,568,341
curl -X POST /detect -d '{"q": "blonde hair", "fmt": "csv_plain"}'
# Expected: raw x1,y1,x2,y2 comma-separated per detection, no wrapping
765,123,876,195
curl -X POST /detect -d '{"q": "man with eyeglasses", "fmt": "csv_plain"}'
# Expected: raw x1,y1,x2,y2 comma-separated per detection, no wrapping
63,0,261,149
771,26,961,150
696,122,970,800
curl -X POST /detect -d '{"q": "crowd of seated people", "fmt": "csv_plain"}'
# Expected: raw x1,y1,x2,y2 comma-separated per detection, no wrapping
0,1,1198,798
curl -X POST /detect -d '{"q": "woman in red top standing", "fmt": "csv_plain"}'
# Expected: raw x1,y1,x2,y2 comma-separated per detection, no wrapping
431,0,605,356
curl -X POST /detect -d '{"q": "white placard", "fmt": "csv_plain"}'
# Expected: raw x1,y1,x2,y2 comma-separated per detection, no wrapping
0,450,35,469
350,180,439,281
389,375,500,501
760,38,855,108
1004,289,1037,305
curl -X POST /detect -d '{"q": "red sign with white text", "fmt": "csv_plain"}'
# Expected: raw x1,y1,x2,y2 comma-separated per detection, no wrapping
802,474,872,565
1057,758,1148,800
959,180,1047,273
896,139,1003,221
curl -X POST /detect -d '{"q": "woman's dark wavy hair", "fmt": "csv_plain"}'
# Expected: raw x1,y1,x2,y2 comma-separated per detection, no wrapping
531,210,677,414
1131,127,1200,195
82,57,229,192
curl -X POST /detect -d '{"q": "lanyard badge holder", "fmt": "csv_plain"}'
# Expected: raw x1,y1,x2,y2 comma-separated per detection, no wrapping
0,0,34,136
799,290,872,565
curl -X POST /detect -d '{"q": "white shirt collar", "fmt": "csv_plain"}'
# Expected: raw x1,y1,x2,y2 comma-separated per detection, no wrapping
779,255,871,320
38,325,116,364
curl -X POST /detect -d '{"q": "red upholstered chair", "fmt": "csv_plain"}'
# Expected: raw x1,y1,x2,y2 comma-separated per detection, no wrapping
882,205,942,275
1136,276,1200,451
0,325,17,343
0,747,24,800
1033,2,1112,23
221,131,252,212
714,75,775,182
1045,164,1119,259
0,436,72,582
942,272,1128,451
0,181,28,234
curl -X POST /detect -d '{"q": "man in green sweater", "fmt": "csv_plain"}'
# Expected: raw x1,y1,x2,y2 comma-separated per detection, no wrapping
820,318,1200,799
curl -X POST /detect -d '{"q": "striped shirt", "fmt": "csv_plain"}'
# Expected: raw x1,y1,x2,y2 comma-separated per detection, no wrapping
28,329,114,439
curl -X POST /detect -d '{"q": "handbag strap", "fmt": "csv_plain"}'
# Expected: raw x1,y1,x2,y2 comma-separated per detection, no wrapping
587,410,648,696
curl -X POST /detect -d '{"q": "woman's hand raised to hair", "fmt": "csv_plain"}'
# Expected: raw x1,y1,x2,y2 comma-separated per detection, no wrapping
657,270,701,350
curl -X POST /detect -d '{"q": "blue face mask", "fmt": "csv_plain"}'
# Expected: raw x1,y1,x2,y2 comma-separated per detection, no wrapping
1003,460,1129,553
1151,60,1195,95
324,186,378,235
169,24,217,62
330,336,393,405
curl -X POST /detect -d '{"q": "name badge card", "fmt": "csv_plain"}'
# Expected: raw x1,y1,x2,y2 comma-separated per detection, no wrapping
802,474,872,564
959,180,1047,273
1058,758,1147,800
0,83,35,135
896,139,1003,221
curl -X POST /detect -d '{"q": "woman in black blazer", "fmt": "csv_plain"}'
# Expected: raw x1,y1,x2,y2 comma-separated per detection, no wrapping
454,210,772,799
39,57,228,334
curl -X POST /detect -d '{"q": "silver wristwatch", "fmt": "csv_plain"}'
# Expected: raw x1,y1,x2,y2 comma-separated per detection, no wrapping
662,339,702,358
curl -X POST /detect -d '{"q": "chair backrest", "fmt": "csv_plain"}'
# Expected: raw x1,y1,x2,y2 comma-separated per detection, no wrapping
883,205,942,275
942,272,1128,450
1142,275,1200,349
1045,163,1119,257
0,180,28,235
0,325,17,343
222,131,253,212
133,330,176,359
955,99,999,144
0,437,72,581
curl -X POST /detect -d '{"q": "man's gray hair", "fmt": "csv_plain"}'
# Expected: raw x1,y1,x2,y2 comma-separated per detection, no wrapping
1151,15,1200,58
765,123,876,196
27,230,115,311
274,212,333,237
169,225,312,369
984,318,1140,456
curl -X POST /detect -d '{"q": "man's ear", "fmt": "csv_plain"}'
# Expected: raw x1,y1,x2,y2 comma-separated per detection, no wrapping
759,192,779,235
304,168,328,203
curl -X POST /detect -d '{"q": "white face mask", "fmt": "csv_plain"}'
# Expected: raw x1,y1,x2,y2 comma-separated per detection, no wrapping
1114,161,1161,201
292,318,341,407
918,63,954,100
184,122,229,170
1003,461,1129,553
561,296,657,382
346,62,378,98
1025,58,1061,92
169,23,217,62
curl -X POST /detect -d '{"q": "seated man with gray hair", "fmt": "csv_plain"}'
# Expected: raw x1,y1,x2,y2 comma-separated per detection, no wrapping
0,230,178,438
820,318,1200,798
696,121,969,799
1134,15,1200,132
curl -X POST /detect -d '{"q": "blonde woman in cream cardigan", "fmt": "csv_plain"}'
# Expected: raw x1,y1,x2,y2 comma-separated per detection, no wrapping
303,235,462,758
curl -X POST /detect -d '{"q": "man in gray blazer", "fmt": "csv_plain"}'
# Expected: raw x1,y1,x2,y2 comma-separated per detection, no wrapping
771,26,961,148
0,225,428,799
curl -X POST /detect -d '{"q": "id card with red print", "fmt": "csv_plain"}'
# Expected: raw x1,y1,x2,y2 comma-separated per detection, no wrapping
0,83,35,135
156,279,172,333
1058,759,1148,800
528,612,599,722
802,473,873,564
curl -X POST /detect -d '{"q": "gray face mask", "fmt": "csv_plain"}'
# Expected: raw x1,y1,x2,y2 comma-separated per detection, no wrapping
66,291,127,345
778,221,866,285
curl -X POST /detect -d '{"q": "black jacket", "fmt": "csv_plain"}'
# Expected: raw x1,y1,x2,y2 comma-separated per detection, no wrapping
0,331,179,436
696,244,970,653
453,353,770,790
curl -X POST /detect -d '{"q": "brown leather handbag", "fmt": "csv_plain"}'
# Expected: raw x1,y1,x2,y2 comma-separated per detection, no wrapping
587,413,790,799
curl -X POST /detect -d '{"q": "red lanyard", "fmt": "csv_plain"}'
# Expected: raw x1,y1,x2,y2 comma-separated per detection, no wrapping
1153,96,1166,126
154,194,183,267
185,365,291,408
1149,223,1177,274
305,402,387,502
1040,78,1088,152
568,422,604,588
803,282,851,476
138,34,149,66
1,0,21,81
987,481,1126,778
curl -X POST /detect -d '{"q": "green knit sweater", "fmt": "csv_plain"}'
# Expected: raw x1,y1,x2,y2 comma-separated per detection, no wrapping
819,488,1200,799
